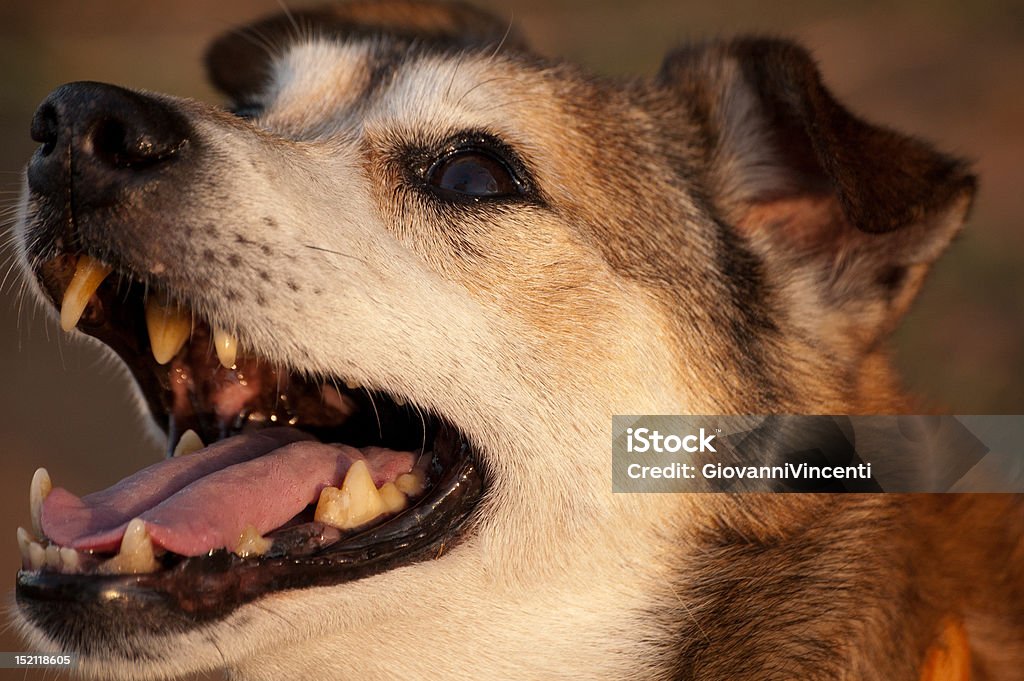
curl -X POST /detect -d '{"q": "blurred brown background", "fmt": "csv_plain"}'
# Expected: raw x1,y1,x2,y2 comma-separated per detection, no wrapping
0,0,1021,677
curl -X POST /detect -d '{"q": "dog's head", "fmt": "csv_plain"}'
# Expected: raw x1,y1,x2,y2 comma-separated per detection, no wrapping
13,2,973,678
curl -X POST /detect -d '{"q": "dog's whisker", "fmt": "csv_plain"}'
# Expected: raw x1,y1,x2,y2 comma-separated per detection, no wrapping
254,602,301,636
228,24,287,67
453,75,519,109
0,256,25,294
275,361,285,413
274,0,302,46
301,243,369,266
364,387,383,440
487,10,516,62
478,97,543,115
444,52,468,103
410,401,429,456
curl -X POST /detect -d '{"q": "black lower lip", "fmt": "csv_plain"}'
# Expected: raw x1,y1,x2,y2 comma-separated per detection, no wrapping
16,444,483,638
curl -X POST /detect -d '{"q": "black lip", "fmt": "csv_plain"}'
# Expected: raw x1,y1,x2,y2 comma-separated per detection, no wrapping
17,446,482,637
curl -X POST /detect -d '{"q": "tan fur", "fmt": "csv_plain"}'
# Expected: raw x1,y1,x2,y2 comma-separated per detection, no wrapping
11,3,1022,679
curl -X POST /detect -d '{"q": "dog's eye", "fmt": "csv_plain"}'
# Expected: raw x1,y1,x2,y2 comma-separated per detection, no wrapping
427,149,520,199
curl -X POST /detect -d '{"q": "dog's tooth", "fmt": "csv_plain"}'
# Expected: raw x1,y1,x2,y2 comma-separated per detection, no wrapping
314,486,343,526
314,460,385,530
145,298,192,364
30,467,52,537
344,379,360,390
44,544,61,570
59,547,80,574
378,482,407,514
60,255,112,331
99,518,158,574
28,541,45,571
172,429,204,458
395,471,426,497
393,395,406,407
213,327,238,369
339,461,386,526
235,525,272,557
16,527,32,567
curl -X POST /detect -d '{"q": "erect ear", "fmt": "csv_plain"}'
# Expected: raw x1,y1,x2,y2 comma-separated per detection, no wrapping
205,0,525,103
657,39,975,350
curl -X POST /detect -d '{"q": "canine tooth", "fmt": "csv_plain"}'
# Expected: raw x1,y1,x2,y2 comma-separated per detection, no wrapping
213,327,238,369
145,298,192,364
16,527,32,566
344,379,360,390
60,255,112,331
172,429,204,457
314,460,385,530
45,544,61,569
378,482,407,514
59,547,80,573
393,395,406,407
28,541,45,571
235,525,272,557
30,467,52,537
340,461,386,525
395,471,426,497
99,518,158,574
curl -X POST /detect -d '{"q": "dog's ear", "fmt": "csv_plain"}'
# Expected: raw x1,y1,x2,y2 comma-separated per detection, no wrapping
205,0,524,103
657,39,975,348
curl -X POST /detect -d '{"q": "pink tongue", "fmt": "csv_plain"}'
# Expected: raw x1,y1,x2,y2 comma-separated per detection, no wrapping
40,428,416,557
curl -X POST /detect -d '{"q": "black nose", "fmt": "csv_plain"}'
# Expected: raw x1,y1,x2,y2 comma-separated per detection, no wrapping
28,81,191,202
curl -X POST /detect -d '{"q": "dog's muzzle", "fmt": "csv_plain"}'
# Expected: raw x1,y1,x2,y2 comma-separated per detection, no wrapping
15,82,484,644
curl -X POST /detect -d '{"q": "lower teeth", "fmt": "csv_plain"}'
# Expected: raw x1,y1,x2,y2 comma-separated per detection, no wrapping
313,460,419,530
18,527,83,574
98,518,159,575
315,460,388,530
235,525,272,557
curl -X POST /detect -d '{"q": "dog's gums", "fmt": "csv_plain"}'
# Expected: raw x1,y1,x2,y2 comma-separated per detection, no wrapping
16,250,484,613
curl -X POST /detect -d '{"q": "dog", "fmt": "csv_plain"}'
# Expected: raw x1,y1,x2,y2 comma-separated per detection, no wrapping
11,1,1023,679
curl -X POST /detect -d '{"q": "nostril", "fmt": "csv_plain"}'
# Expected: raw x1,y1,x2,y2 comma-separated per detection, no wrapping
87,116,178,169
88,117,130,167
30,103,59,156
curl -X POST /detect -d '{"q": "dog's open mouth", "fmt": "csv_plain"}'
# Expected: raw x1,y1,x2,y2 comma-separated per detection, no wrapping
17,253,484,619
